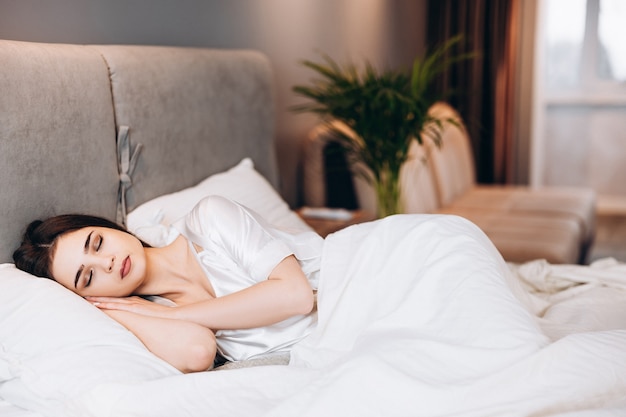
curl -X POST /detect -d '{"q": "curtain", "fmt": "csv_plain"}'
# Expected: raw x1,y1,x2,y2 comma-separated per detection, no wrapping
426,0,520,184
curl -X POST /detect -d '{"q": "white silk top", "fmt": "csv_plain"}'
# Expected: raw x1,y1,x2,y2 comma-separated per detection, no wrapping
171,195,323,362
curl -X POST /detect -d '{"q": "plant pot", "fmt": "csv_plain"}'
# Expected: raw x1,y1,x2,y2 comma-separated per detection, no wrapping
374,166,402,218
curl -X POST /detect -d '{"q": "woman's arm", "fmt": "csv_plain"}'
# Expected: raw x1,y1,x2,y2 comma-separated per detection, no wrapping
104,309,217,373
90,196,316,330
90,255,315,330
173,254,315,330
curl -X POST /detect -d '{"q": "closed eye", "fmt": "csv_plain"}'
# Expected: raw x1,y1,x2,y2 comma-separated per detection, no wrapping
85,269,93,288
75,231,95,289
94,235,103,252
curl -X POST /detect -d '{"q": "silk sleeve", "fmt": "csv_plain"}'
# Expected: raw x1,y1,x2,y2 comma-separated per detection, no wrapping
182,195,293,282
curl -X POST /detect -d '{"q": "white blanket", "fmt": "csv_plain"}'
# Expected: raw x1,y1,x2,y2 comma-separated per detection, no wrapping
77,215,626,417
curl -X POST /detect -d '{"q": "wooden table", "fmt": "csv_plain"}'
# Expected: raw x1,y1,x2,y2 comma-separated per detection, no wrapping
297,208,376,238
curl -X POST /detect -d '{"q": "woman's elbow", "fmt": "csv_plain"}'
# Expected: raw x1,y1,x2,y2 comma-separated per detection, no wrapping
293,286,315,316
272,256,315,317
182,329,217,373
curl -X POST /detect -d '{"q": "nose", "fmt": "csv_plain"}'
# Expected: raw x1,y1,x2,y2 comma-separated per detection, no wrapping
91,254,115,273
106,256,115,272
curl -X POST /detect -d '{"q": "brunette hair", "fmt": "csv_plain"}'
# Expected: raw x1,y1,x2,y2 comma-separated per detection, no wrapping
13,214,147,280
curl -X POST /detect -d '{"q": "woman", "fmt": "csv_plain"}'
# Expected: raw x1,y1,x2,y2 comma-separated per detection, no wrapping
13,195,324,373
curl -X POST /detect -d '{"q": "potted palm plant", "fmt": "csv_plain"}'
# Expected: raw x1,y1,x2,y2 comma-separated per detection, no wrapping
292,36,472,217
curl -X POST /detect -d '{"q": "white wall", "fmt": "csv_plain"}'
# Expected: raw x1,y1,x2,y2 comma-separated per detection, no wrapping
0,0,427,206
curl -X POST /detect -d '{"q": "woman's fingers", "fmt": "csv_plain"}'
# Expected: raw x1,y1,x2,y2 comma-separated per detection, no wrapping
86,295,144,304
85,296,171,318
86,296,139,310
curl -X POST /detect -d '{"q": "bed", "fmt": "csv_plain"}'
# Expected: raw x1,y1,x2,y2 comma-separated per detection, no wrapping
1,39,625,417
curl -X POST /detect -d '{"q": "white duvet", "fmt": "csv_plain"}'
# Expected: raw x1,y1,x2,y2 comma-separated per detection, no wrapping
76,214,626,417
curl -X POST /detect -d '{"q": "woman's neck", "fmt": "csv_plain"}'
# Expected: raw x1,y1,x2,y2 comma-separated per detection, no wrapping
136,235,214,303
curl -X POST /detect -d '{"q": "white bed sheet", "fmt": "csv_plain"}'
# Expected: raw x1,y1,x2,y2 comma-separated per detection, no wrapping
511,258,626,340
70,214,626,417
0,399,44,417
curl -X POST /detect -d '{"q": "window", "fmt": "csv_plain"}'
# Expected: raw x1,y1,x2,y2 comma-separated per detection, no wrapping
531,0,626,207
544,0,626,99
597,0,626,82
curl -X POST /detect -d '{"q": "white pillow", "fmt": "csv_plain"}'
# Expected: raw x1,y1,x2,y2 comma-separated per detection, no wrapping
127,158,311,246
0,264,178,417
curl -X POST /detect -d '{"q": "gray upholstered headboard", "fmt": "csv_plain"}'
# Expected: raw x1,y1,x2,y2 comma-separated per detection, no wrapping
0,40,278,263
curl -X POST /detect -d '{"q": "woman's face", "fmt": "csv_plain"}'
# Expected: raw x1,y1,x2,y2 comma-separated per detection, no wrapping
51,227,147,297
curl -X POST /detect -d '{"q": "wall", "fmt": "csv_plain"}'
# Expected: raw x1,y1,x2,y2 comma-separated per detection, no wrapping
0,0,427,207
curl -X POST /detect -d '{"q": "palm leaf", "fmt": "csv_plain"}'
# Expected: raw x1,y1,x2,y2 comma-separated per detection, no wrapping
292,35,474,184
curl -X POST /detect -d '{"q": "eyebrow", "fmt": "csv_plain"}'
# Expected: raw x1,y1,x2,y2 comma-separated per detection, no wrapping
74,231,93,288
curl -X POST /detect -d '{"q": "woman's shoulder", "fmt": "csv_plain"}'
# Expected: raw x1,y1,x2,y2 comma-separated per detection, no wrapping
188,195,241,221
183,195,248,237
194,194,237,210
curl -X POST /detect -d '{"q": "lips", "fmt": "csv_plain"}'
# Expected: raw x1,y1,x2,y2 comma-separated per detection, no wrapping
120,256,131,279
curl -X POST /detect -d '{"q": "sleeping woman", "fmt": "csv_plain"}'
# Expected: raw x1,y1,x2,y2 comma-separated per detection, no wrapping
13,195,324,373
15,194,622,414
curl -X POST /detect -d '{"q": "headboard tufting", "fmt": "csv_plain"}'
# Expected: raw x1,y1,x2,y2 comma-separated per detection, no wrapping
92,45,279,213
0,40,119,263
0,40,278,263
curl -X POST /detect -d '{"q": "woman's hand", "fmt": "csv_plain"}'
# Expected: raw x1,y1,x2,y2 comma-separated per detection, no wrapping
87,295,174,319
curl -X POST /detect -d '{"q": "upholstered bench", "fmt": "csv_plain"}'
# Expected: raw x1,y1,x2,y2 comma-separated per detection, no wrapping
302,102,596,265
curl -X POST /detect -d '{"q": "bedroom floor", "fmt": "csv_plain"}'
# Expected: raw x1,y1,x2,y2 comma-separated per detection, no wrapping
588,213,626,263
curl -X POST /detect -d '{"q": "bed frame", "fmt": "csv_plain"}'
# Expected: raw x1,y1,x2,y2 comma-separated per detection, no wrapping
0,39,279,263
